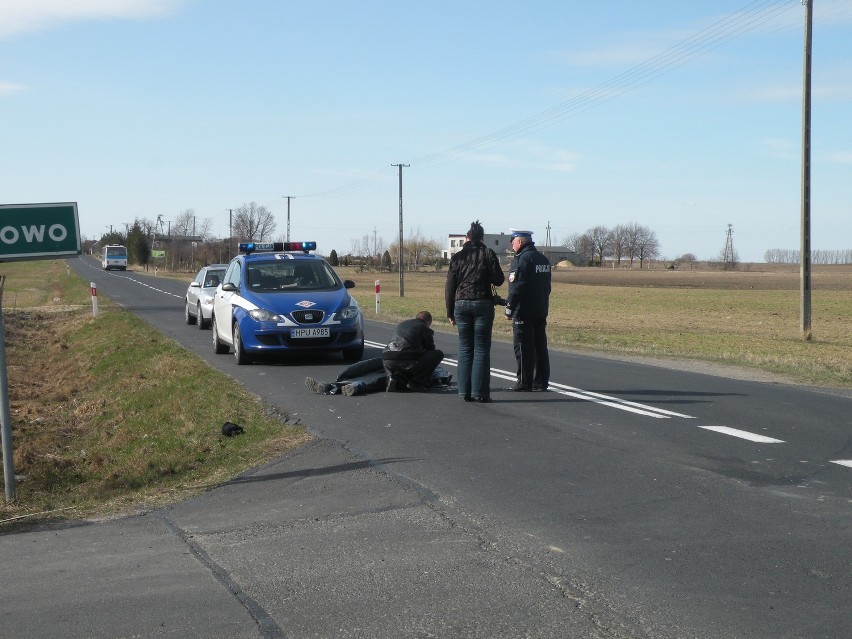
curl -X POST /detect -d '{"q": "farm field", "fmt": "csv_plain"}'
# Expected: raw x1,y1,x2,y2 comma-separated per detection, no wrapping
339,264,852,390
116,260,852,390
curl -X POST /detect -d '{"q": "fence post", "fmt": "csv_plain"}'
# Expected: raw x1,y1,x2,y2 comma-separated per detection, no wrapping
90,282,98,317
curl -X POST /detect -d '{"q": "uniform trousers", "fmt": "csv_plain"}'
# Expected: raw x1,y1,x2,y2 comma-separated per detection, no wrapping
512,316,550,389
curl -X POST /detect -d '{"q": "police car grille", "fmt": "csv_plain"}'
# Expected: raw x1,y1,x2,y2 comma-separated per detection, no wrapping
291,310,325,324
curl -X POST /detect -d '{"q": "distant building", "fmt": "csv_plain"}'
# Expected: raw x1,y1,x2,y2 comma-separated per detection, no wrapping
444,232,513,262
538,246,582,267
444,233,581,267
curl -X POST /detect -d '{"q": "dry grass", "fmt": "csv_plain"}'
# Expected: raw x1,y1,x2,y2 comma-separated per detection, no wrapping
1,261,309,528
341,264,852,389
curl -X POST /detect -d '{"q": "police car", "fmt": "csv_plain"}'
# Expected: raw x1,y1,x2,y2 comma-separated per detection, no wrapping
211,242,364,364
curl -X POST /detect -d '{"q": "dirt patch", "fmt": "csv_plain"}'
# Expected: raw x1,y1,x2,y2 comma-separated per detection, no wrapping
552,264,852,291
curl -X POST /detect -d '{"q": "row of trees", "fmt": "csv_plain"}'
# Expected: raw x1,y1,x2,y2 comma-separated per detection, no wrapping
347,229,444,270
563,223,660,268
97,203,279,270
764,248,852,265
97,203,449,272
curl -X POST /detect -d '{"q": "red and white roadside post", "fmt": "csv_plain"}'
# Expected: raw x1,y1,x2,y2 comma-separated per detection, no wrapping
90,282,98,317
375,280,381,314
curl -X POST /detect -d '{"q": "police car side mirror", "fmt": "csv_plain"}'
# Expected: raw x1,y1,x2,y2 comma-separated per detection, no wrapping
189,282,200,288
221,282,238,292
343,279,355,289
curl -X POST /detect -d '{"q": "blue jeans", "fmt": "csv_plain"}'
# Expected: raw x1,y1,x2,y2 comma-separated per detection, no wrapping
454,299,495,399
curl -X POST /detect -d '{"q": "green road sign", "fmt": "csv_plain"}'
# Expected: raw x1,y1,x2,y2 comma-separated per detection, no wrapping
0,202,81,262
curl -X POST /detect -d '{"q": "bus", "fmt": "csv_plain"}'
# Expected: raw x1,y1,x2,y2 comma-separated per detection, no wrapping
102,245,128,271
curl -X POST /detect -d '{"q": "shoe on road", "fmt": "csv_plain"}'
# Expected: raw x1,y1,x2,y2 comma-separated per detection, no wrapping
305,377,334,395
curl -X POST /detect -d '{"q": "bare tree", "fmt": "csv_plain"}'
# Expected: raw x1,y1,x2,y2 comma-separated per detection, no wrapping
196,217,214,242
564,232,594,265
233,202,276,241
610,224,628,267
675,253,698,269
172,209,197,237
589,225,612,267
635,226,660,268
388,227,441,270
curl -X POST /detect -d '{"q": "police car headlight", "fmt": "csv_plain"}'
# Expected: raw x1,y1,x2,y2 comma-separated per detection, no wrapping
335,306,360,321
248,309,281,322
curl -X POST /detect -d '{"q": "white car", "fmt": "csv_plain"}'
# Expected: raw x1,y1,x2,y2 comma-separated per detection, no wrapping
185,264,227,329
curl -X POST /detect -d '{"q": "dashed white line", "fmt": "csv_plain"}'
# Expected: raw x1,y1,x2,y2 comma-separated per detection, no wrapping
365,340,694,420
699,426,785,444
79,257,183,299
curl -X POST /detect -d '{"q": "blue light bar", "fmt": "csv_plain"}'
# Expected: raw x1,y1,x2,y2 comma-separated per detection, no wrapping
238,241,317,254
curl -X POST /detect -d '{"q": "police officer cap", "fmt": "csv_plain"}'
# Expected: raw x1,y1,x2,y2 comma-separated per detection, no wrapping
510,229,533,240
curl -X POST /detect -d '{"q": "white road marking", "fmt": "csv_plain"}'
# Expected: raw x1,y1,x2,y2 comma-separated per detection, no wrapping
365,340,693,419
830,460,852,468
78,257,183,299
547,381,695,419
699,426,785,444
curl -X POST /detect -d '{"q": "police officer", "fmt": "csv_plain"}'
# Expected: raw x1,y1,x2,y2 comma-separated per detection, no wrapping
504,229,551,391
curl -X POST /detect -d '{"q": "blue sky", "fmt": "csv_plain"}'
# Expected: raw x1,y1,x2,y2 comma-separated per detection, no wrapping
1,0,850,262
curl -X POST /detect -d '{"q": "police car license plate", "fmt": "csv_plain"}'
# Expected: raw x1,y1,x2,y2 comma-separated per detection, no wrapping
292,327,329,338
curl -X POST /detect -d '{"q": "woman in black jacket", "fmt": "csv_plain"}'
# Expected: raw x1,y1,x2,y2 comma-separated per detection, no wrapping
445,220,505,402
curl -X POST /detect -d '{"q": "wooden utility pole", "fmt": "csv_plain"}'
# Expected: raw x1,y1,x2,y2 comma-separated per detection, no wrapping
392,163,409,297
800,0,813,340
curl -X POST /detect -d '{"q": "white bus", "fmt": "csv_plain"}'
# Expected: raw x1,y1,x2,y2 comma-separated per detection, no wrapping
102,245,128,271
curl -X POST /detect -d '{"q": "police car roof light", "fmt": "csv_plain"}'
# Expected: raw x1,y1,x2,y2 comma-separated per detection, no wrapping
283,241,317,253
238,241,317,254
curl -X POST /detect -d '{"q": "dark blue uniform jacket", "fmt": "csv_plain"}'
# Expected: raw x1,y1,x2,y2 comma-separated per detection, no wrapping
506,243,551,319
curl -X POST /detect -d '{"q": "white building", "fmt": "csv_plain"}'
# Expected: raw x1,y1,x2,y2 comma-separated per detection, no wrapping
444,232,513,262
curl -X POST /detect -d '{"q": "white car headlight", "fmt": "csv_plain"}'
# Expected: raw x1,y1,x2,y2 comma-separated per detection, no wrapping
248,309,281,322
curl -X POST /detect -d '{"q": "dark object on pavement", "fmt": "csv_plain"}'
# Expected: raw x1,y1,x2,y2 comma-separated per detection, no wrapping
222,421,245,437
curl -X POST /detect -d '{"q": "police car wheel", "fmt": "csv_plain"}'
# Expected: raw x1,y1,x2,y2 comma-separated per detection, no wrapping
233,323,251,365
196,303,206,330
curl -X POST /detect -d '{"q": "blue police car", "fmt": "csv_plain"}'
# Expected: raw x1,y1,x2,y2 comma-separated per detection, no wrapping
211,242,364,364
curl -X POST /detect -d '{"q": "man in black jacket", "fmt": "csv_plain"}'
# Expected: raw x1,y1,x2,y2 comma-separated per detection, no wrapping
504,230,551,391
382,311,445,392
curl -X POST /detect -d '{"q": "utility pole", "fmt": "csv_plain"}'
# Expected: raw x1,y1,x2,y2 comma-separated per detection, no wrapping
392,163,409,297
545,221,552,264
800,0,813,340
227,209,233,260
282,196,295,242
722,224,735,271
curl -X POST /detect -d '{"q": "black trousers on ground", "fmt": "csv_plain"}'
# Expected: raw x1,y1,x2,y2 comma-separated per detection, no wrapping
383,350,445,386
512,316,549,389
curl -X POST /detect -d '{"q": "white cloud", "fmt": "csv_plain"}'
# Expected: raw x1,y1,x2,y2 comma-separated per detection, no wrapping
467,140,579,174
0,0,188,39
0,81,27,95
821,151,852,164
760,137,797,161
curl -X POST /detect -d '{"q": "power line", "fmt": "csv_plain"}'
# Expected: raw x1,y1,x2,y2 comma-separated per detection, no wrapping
292,0,798,200
408,0,796,169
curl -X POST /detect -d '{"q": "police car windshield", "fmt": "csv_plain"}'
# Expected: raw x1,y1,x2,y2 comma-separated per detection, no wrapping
246,259,340,292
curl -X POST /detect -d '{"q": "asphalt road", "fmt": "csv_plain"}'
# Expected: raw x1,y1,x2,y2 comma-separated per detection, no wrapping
4,256,848,639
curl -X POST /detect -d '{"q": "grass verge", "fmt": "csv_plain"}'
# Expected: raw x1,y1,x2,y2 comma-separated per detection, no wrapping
0,261,309,531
